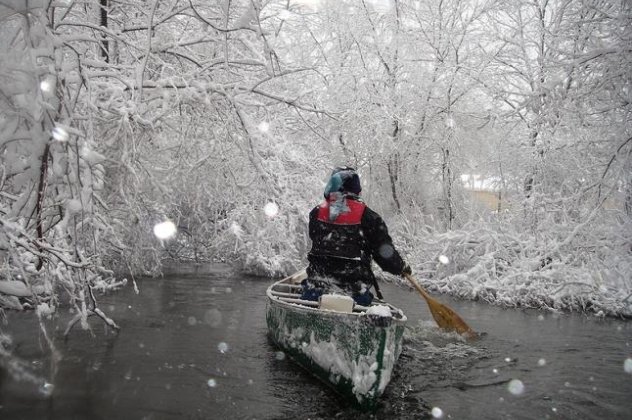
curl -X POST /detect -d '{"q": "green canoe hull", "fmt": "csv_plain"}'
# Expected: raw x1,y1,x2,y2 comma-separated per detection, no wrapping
266,275,406,411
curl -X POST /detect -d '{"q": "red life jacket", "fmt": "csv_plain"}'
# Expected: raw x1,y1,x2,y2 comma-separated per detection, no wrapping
316,198,366,225
310,197,367,261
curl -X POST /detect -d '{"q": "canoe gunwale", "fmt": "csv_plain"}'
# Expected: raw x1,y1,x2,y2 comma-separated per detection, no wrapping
266,273,408,324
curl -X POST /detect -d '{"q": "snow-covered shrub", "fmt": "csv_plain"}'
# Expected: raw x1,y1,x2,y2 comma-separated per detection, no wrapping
393,214,632,318
0,7,123,332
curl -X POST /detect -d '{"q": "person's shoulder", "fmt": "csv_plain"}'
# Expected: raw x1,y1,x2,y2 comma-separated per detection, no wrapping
312,200,327,209
309,203,322,216
361,205,383,222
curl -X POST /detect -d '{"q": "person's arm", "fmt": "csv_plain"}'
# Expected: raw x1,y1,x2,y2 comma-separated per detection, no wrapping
362,208,411,276
308,206,319,240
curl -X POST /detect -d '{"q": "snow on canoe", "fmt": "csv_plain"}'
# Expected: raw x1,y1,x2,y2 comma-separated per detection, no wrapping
265,270,407,410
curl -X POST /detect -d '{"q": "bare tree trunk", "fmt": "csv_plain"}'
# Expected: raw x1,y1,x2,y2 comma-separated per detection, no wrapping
442,147,454,229
625,143,632,218
625,179,632,218
387,120,401,212
99,0,109,62
35,143,50,271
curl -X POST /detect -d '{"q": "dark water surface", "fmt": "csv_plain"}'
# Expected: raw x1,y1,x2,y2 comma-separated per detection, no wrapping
1,264,631,419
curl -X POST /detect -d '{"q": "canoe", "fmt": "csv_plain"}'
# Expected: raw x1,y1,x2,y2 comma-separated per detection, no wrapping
265,270,407,410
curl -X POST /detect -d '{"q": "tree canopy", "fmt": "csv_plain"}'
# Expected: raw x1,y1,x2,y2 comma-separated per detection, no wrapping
1,0,630,324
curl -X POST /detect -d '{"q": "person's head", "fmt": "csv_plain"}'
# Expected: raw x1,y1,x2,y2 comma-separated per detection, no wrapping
324,166,361,197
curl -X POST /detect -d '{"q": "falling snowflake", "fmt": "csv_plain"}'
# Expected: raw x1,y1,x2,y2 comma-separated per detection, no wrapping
154,220,177,240
230,222,243,236
39,382,54,397
378,244,394,258
508,379,525,395
40,79,54,94
264,202,279,217
204,308,223,327
52,126,69,142
431,407,444,418
258,121,270,132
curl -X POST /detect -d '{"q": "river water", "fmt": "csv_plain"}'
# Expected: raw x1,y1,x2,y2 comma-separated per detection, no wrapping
0,264,630,419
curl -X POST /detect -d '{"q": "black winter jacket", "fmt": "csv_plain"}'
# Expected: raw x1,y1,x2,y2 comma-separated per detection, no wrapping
306,197,407,289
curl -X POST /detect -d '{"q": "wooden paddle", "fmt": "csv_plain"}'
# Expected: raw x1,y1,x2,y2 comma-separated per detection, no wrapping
403,273,476,338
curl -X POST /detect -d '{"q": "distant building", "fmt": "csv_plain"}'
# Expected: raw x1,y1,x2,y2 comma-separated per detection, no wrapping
460,174,506,211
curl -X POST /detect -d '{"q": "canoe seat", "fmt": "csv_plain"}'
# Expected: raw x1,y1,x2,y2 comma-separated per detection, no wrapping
274,296,319,307
270,290,302,299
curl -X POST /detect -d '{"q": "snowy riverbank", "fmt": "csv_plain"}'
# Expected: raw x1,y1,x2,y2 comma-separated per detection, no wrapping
398,222,632,319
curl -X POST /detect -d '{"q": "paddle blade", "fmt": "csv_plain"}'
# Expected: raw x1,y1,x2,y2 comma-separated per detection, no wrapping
404,273,475,338
425,295,474,337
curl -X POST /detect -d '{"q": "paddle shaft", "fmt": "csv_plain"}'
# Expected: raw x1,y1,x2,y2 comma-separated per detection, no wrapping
403,273,433,301
372,277,384,300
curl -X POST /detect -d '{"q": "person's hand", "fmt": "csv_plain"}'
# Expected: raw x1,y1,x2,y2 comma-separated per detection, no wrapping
402,264,412,276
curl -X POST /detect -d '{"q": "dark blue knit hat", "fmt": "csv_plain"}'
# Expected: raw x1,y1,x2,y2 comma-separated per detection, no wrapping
324,167,361,197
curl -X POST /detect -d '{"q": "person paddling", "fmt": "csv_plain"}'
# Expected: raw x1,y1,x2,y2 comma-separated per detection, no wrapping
301,166,411,305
